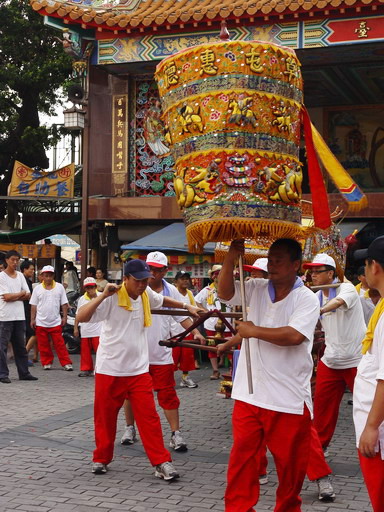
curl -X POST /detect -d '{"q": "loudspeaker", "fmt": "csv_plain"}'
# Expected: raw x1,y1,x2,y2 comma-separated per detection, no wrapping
68,84,85,104
107,227,121,253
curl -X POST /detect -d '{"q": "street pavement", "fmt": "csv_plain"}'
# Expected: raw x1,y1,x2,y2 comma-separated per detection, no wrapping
1,354,372,512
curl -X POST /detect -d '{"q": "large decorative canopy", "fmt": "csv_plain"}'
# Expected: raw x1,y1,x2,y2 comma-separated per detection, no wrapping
30,0,384,35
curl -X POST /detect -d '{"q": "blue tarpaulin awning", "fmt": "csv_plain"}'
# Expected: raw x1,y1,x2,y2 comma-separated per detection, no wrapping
121,223,215,254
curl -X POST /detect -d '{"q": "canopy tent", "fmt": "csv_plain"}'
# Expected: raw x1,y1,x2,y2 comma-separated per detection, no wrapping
121,223,216,264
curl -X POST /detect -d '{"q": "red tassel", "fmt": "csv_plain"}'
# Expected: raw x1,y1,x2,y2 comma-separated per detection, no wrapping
301,107,332,229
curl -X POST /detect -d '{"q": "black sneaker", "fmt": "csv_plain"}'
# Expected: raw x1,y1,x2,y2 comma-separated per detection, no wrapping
0,377,11,384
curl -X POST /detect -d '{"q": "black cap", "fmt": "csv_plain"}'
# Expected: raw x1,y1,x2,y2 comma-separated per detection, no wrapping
175,271,191,280
123,259,152,279
354,235,384,264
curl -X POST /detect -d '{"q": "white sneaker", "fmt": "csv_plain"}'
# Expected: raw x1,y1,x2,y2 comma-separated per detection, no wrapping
259,474,269,485
92,462,108,474
169,430,187,452
154,462,179,481
121,425,136,445
317,475,335,501
43,365,52,370
63,364,73,371
180,375,198,388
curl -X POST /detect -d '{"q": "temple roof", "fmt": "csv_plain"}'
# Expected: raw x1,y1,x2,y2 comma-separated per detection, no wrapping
30,0,384,34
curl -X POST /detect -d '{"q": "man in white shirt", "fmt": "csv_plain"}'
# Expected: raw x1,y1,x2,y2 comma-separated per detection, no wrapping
353,236,384,512
120,252,204,452
0,250,38,383
217,238,320,512
195,265,233,380
172,270,199,388
74,277,102,377
30,265,73,371
76,258,201,480
303,254,366,453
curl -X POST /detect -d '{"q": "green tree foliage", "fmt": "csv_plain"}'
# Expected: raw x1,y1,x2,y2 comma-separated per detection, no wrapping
0,0,72,214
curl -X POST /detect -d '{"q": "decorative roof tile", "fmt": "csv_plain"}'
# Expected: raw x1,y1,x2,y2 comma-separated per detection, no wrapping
30,0,384,33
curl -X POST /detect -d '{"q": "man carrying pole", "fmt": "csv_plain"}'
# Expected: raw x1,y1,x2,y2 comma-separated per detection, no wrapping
217,238,320,512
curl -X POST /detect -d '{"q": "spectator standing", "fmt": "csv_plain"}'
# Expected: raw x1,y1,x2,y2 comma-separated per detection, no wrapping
303,254,366,452
62,261,80,294
353,236,384,512
217,238,320,512
172,270,198,388
20,260,37,365
0,250,38,383
30,265,73,371
95,268,109,292
87,266,96,278
76,259,200,478
74,277,102,377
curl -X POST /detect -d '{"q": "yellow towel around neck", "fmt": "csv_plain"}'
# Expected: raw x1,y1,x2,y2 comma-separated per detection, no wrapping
207,282,217,305
117,284,152,327
42,280,56,289
362,297,384,354
186,289,196,306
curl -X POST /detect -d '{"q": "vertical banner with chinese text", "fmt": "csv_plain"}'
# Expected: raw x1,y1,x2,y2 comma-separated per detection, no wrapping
9,161,75,198
112,94,128,196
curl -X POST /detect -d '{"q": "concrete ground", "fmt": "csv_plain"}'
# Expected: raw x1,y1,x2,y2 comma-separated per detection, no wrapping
0,354,372,511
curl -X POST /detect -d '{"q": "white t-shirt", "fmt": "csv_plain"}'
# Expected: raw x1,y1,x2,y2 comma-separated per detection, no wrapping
0,271,30,321
89,286,164,376
195,285,232,332
223,279,319,415
360,295,376,325
76,294,102,338
29,282,68,328
147,282,186,365
319,283,366,369
171,289,194,337
353,315,384,459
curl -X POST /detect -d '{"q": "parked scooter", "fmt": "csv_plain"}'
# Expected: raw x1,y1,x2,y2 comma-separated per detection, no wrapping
62,293,81,354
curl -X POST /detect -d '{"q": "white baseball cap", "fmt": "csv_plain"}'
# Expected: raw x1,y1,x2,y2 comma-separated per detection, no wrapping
243,257,268,274
83,277,97,287
146,251,168,268
303,253,336,269
41,265,55,274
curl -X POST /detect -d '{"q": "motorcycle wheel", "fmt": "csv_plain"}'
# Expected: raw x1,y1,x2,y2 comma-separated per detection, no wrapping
63,333,81,354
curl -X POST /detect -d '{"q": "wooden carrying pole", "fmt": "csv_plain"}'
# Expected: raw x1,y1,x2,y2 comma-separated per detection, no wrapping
159,340,220,353
238,254,253,394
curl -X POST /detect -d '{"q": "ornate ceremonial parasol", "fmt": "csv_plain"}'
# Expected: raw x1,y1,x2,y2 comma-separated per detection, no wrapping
155,25,366,393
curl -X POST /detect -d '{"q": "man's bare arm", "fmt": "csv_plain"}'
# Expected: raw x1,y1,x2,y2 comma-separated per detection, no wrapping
235,320,306,346
217,240,244,301
359,380,384,458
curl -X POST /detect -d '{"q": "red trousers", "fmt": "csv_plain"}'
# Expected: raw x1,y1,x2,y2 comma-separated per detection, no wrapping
93,372,171,466
359,451,384,512
258,423,332,481
313,360,357,448
149,364,180,410
172,333,196,372
80,336,99,371
225,400,311,512
306,424,332,481
206,330,232,359
36,325,72,367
